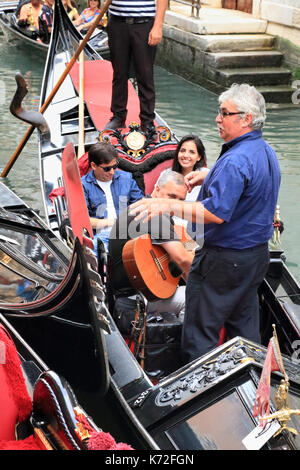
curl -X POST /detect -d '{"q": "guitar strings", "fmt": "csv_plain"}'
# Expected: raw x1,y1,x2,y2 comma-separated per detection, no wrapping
155,254,169,263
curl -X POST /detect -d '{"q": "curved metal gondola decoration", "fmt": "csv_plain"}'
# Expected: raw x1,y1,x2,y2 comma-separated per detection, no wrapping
10,73,49,133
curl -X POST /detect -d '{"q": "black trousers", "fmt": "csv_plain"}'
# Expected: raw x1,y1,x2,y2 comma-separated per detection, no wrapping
182,243,270,363
107,16,156,124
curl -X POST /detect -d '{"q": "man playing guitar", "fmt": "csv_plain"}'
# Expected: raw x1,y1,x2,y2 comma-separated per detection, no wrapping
108,170,194,321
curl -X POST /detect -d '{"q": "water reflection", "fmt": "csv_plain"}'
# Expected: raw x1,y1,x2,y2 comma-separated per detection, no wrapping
0,36,44,213
0,35,299,280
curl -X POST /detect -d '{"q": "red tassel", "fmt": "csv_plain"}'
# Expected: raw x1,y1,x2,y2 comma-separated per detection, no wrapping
87,431,134,451
111,442,134,450
88,431,116,450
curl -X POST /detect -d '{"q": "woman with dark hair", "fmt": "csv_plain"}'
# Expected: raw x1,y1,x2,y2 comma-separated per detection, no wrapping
172,134,209,202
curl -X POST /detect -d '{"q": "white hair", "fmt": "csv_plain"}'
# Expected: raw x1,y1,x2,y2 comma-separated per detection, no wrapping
156,169,185,188
219,83,266,130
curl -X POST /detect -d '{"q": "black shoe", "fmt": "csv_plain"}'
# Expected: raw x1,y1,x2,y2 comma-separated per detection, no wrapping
104,117,126,130
141,121,155,134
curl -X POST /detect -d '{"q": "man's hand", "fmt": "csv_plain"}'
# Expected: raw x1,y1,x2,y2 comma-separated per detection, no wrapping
90,217,115,230
185,169,209,192
148,25,163,46
129,198,172,222
148,0,167,46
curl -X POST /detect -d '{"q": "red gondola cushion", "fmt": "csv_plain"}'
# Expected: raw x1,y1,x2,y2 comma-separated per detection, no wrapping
0,326,32,442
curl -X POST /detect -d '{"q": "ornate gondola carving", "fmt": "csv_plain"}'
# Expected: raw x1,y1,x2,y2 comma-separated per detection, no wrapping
152,339,300,408
98,122,173,161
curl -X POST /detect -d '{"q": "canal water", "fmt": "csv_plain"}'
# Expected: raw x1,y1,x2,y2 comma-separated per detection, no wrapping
1,35,300,281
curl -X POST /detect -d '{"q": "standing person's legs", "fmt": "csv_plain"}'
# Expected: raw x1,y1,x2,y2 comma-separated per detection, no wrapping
224,245,270,343
107,18,131,122
130,20,156,127
182,245,269,363
182,248,225,363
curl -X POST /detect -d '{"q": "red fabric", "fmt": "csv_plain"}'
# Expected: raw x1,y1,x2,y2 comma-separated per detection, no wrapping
0,435,42,451
78,152,90,176
68,60,141,131
217,326,226,346
253,337,283,418
75,409,134,450
0,326,32,441
0,362,18,441
88,431,134,451
48,186,65,202
144,159,173,195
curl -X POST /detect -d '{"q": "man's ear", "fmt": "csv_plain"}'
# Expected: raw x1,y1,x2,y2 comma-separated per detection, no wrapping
152,185,160,197
90,161,97,170
243,113,254,128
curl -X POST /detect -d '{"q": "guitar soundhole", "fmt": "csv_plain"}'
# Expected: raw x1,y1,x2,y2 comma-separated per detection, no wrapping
168,261,182,278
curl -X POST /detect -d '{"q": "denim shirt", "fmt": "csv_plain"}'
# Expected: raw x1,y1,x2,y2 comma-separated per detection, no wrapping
189,130,281,249
81,169,144,220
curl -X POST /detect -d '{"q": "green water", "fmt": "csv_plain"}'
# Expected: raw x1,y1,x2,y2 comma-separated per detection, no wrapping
1,35,300,281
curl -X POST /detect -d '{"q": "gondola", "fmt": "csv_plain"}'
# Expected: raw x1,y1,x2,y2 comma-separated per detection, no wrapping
0,179,155,449
3,0,300,450
0,0,109,58
2,184,300,451
37,0,177,238
0,189,131,450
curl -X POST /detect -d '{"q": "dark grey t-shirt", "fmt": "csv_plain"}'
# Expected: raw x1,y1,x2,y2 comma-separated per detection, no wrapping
108,206,179,296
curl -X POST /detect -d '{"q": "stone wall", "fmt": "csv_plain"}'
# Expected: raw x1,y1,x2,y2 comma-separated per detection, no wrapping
261,0,300,30
258,0,300,69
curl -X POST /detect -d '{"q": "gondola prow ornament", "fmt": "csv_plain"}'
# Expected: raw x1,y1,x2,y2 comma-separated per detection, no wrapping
10,73,49,135
253,324,300,437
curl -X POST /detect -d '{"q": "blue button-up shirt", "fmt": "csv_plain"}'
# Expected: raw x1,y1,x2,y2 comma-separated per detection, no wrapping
82,169,144,220
190,130,281,249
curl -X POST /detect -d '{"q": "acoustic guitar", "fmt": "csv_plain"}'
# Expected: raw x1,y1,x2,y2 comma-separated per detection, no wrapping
122,225,197,301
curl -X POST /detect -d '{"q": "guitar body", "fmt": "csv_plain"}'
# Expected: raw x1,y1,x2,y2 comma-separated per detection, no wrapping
122,235,181,301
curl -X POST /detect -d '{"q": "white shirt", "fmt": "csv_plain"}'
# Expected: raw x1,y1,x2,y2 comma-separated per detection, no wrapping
97,180,117,220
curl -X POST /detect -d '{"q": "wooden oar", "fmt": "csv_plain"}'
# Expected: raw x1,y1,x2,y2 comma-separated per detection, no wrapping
77,42,85,159
1,0,113,177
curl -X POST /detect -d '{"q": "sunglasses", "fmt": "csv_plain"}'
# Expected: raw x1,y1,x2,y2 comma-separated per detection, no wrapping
98,162,119,172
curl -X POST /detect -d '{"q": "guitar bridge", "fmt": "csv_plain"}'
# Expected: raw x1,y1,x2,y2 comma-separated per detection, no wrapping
150,249,166,280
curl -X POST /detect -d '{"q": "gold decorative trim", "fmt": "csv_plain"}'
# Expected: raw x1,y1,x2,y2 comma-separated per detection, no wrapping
125,131,146,152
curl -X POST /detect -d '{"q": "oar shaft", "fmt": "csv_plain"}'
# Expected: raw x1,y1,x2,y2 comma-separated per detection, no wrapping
78,43,85,158
1,0,113,178
1,126,35,177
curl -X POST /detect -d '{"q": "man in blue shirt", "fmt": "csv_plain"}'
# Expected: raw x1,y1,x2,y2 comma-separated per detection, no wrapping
130,84,281,362
81,142,144,252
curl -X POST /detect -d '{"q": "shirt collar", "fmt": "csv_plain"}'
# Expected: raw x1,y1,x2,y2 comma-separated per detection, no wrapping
219,130,262,158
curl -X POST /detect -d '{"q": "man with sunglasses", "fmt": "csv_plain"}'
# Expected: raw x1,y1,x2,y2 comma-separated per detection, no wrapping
82,141,144,251
130,83,281,363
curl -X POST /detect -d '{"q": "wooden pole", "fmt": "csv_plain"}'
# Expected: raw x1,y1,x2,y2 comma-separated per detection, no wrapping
1,0,113,177
77,43,85,159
